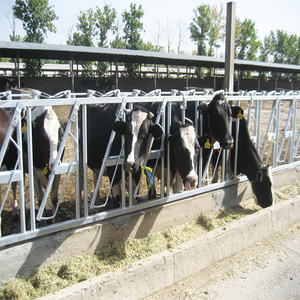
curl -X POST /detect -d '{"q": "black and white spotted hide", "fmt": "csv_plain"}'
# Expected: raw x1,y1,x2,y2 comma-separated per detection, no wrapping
168,116,200,192
113,105,163,174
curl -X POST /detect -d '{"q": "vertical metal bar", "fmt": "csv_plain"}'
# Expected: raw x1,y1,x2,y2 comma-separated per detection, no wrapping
186,65,188,89
154,63,157,90
71,56,74,93
160,104,165,198
128,102,133,207
272,99,280,168
17,51,21,89
115,58,119,89
289,99,297,163
224,1,236,93
256,99,262,154
74,107,80,219
121,104,126,208
166,102,171,196
26,107,36,231
82,104,88,218
15,104,25,233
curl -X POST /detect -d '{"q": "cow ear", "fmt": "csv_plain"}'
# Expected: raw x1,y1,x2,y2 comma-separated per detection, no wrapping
231,106,244,118
147,111,154,120
198,103,208,113
112,121,127,135
185,117,194,126
123,109,132,116
150,123,163,139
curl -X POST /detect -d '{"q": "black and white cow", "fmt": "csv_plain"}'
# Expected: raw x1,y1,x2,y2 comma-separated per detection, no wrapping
195,93,233,150
26,106,65,219
229,106,274,208
80,104,163,208
164,108,200,193
82,93,234,206
204,106,274,208
1,106,65,221
166,93,233,192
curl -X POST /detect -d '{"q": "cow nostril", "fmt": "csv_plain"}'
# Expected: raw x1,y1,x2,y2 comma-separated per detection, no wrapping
125,161,135,173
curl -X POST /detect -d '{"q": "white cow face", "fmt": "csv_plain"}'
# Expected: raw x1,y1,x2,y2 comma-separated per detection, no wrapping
113,106,163,173
32,109,62,174
169,123,200,190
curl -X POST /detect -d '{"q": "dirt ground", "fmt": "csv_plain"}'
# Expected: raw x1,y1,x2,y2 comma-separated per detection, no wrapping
1,98,299,236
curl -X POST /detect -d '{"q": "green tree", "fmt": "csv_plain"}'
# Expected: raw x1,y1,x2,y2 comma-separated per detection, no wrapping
71,8,95,47
13,0,58,76
235,18,261,61
111,18,126,49
122,3,144,77
207,4,225,57
235,18,261,80
259,34,274,62
260,30,300,65
70,8,95,77
95,5,116,48
190,4,212,56
94,5,117,77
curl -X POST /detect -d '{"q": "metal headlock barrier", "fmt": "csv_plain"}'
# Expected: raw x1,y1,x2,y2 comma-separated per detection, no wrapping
0,89,300,247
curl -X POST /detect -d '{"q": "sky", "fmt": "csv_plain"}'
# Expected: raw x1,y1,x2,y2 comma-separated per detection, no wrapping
1,0,300,56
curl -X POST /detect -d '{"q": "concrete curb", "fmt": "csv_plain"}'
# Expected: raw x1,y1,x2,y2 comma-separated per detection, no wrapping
38,196,300,300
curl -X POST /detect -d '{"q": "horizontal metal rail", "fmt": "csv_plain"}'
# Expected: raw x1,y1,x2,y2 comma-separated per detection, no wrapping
0,89,300,248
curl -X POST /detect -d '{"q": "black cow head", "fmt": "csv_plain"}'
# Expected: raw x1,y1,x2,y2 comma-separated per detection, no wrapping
252,165,274,208
199,93,233,149
112,105,163,174
169,117,200,190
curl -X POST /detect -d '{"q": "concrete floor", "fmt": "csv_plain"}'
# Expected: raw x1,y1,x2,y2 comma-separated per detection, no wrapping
144,221,300,300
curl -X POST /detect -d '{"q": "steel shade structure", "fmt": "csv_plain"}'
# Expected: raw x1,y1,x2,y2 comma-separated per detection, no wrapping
1,41,300,74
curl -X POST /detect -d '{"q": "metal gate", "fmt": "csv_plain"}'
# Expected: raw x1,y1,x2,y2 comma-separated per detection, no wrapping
0,89,299,247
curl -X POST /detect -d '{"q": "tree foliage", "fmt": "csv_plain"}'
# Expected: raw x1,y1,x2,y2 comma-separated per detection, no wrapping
235,18,261,61
190,4,212,56
13,0,58,76
260,30,300,65
95,5,117,48
13,0,57,43
122,3,144,77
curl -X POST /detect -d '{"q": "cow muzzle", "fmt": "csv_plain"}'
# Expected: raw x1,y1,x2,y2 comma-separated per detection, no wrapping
124,161,139,173
185,173,198,190
221,137,234,150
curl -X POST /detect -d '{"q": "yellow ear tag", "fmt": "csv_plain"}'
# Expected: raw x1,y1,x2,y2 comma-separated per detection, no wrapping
237,110,243,120
42,164,49,175
22,123,27,133
236,110,243,120
204,139,211,149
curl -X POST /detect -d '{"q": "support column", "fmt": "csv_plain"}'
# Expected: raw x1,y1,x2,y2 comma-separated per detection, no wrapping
17,51,20,88
224,2,236,93
70,55,74,93
115,57,119,89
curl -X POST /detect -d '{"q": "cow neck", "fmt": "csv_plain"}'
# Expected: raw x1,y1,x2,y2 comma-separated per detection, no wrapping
206,114,217,142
